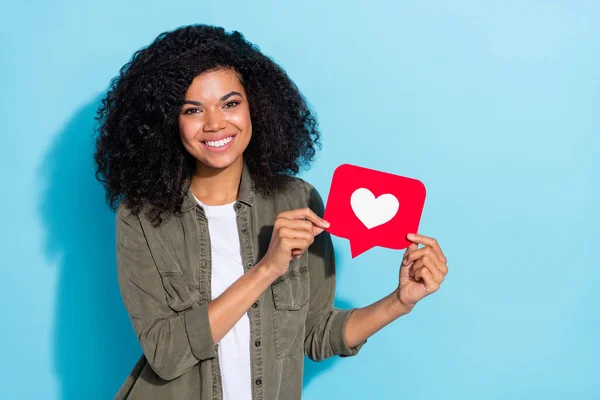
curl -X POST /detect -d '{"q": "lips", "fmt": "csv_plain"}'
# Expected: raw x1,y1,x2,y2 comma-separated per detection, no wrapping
201,134,237,144
200,133,237,152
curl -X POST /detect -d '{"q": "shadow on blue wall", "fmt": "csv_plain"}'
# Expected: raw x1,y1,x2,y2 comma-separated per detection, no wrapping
303,296,355,390
38,96,140,399
38,96,355,398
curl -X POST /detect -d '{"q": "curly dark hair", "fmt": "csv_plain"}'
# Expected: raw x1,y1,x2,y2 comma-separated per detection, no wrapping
93,24,321,226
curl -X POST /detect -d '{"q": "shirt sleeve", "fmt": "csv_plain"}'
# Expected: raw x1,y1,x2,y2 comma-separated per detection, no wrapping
116,204,217,381
302,181,367,361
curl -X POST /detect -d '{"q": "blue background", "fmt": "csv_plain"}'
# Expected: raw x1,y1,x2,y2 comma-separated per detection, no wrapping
2,1,599,399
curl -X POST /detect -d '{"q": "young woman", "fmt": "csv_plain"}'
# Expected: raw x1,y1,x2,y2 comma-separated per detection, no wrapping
94,24,448,400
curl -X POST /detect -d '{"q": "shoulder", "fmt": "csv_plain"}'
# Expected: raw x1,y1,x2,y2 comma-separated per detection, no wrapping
278,176,325,215
277,176,318,199
116,201,144,233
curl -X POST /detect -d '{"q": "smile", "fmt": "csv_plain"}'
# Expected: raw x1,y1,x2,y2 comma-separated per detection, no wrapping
201,134,236,152
203,136,234,147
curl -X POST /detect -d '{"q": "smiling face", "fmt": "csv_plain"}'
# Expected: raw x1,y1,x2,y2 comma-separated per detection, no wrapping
178,68,252,173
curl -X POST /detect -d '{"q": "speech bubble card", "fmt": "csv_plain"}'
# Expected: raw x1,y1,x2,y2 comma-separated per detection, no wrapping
323,164,426,258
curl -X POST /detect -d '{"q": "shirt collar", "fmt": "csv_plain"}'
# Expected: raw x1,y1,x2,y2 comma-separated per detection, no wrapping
180,159,255,212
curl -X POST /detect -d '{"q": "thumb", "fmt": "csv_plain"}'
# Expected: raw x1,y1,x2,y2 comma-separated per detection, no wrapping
401,243,418,271
405,242,418,255
399,256,412,278
402,243,417,259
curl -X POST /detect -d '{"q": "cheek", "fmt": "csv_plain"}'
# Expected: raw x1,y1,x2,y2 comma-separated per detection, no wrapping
230,107,252,131
178,119,199,142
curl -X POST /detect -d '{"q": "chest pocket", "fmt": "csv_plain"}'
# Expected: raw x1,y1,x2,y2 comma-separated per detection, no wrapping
270,253,310,359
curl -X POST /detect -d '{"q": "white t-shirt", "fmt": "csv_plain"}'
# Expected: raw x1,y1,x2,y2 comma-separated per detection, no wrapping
194,196,252,400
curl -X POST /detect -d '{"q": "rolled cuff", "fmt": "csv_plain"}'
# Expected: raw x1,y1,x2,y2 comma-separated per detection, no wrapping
184,303,217,360
330,308,367,357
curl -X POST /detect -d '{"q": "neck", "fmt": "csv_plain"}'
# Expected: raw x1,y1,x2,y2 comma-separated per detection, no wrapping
191,157,244,206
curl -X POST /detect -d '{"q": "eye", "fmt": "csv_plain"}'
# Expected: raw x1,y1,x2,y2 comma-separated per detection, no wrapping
224,100,240,108
184,108,201,115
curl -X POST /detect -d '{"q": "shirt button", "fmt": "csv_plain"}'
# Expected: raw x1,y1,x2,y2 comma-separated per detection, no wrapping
252,302,258,309
235,203,242,209
255,379,262,386
247,262,253,269
255,340,261,347
241,227,248,233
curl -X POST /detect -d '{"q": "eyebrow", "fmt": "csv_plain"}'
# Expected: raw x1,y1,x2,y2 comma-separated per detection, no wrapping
182,91,243,106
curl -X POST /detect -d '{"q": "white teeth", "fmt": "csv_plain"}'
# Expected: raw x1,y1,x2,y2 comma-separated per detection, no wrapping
204,136,233,147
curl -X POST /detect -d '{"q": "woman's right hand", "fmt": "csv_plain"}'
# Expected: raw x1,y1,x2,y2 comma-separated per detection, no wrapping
260,208,330,278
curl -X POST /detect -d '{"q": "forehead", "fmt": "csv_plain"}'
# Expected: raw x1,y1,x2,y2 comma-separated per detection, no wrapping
185,68,245,99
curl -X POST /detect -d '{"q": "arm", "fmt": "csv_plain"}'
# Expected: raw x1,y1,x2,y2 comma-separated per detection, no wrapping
343,292,413,348
207,261,277,342
345,232,451,347
303,182,367,361
116,206,278,381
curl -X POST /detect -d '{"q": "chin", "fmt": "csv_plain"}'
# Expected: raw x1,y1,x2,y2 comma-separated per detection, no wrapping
197,154,243,171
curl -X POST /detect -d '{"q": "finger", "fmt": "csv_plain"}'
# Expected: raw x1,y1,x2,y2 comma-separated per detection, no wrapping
405,247,448,276
412,258,425,280
407,233,446,263
276,213,327,237
282,238,312,253
437,259,449,276
421,255,445,283
410,246,448,276
279,227,314,243
413,256,444,285
402,243,418,264
404,246,436,266
276,218,314,233
418,267,440,293
409,252,445,283
399,260,411,278
280,208,330,228
292,249,303,259
403,242,418,254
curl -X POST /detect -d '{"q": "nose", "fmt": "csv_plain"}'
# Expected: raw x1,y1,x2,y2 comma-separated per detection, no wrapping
203,109,226,132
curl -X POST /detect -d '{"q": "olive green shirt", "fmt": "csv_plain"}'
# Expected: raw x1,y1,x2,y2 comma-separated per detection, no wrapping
114,163,366,399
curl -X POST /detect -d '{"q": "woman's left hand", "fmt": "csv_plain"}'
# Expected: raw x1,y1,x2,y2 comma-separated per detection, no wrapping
395,233,448,310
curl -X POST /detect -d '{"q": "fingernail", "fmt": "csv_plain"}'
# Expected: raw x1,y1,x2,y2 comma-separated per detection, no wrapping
407,233,415,239
323,219,330,227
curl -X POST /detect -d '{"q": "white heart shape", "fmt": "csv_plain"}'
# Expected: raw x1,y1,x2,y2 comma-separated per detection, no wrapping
350,188,399,229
